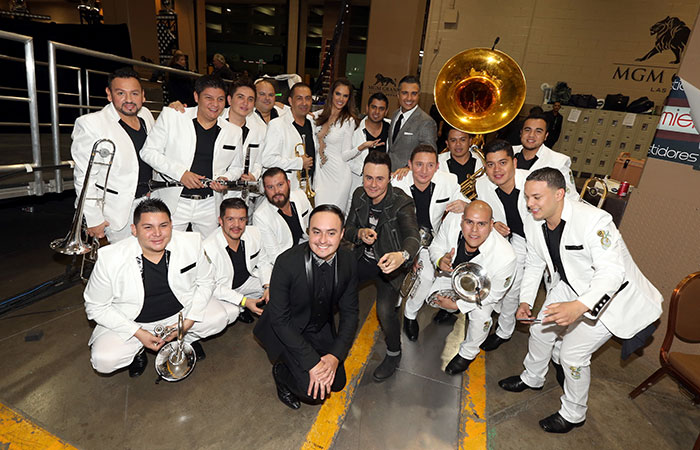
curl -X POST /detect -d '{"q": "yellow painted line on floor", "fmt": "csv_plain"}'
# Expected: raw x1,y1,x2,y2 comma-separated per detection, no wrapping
0,404,77,450
458,351,487,449
302,303,380,450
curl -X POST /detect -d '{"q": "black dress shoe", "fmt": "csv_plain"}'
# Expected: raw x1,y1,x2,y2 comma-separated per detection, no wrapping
237,309,255,324
433,309,458,324
445,354,473,375
480,334,510,352
128,348,147,378
373,353,401,382
498,375,543,392
272,363,300,410
191,341,206,361
539,412,585,433
403,317,419,341
552,362,565,389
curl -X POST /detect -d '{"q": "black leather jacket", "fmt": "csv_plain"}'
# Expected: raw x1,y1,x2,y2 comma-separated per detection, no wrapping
345,185,420,290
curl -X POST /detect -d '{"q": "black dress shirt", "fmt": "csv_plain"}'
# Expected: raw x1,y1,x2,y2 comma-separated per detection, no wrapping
543,220,570,286
364,121,390,152
515,152,538,171
278,202,303,246
411,182,434,231
118,117,150,198
307,254,336,333
446,157,477,186
182,119,219,197
226,242,251,289
453,233,480,267
496,187,525,239
136,253,184,323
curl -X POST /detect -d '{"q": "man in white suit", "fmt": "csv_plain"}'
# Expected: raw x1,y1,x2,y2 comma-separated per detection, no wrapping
475,140,530,352
260,82,317,191
71,68,155,243
498,168,663,433
391,145,465,341
203,198,272,325
252,78,289,126
438,127,483,190
512,114,578,199
140,75,242,236
429,200,517,375
84,199,229,377
253,168,312,259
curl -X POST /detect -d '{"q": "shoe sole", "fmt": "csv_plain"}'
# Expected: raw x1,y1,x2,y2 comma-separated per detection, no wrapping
540,419,585,433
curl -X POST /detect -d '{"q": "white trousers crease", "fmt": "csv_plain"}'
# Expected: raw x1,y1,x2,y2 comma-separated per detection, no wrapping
459,304,495,360
494,233,527,339
403,248,435,320
172,196,217,236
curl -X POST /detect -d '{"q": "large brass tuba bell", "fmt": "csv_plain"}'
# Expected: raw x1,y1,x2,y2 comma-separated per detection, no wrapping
434,48,526,199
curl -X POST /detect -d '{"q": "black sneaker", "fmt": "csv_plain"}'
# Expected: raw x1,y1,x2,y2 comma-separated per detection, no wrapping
191,341,206,361
128,348,148,378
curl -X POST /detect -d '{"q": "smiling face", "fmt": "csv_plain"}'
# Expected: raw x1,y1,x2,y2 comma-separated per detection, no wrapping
484,150,516,189
194,87,226,123
255,81,276,114
398,82,420,112
408,151,438,188
331,84,350,112
308,211,344,261
289,85,312,121
219,207,247,242
228,86,256,120
263,172,291,208
367,98,387,124
106,76,144,118
524,179,564,222
460,201,493,252
131,212,172,255
363,162,391,204
520,118,548,152
445,129,472,159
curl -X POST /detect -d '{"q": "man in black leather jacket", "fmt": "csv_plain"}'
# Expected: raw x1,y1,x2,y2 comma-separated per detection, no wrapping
345,150,420,382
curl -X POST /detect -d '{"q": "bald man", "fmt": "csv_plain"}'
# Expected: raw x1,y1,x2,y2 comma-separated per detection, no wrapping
427,200,517,375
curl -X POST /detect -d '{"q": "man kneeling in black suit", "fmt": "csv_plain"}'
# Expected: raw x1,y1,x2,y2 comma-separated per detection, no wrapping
254,204,359,409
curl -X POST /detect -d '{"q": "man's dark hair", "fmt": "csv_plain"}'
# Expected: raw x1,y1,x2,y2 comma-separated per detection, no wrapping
398,75,421,89
529,106,544,115
262,167,288,182
410,144,438,162
107,67,141,90
482,139,514,158
219,197,248,218
309,204,345,228
229,79,256,98
444,125,474,141
526,167,565,191
363,149,392,173
133,198,171,225
289,82,312,98
522,113,549,131
194,75,226,95
368,92,389,107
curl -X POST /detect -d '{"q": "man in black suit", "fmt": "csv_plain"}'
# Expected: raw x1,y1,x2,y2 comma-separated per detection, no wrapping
254,205,359,410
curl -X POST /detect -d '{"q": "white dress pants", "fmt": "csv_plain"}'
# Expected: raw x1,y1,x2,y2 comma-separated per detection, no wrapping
218,276,265,324
172,196,218,236
459,304,496,360
104,196,148,243
519,280,612,423
494,233,527,339
90,298,229,374
403,248,436,320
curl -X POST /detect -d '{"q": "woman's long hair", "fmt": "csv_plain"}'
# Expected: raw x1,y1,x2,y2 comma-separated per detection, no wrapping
315,78,359,127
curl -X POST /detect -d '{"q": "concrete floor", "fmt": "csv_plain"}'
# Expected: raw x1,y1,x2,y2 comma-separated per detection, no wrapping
1,194,699,450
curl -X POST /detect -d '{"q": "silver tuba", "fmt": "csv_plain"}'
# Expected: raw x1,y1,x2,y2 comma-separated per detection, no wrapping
426,262,491,309
399,227,435,301
50,138,116,281
154,312,197,382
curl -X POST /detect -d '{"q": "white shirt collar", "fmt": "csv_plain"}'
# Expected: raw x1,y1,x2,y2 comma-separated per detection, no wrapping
399,104,418,123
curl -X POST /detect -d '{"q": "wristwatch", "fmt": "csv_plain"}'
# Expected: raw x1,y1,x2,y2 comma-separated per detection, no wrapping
401,250,411,263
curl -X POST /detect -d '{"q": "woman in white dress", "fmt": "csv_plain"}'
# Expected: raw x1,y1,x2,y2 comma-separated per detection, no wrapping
313,79,359,213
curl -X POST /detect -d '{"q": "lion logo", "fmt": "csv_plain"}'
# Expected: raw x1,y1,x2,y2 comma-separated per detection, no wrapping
374,73,396,87
636,16,691,64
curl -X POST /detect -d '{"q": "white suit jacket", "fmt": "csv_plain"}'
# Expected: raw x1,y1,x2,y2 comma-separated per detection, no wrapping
202,226,273,306
84,230,214,343
513,144,578,199
348,117,391,177
475,169,529,228
223,107,265,180
519,198,663,338
252,189,312,260
260,110,319,190
437,149,484,176
428,213,517,314
391,170,461,232
71,103,155,229
139,106,243,214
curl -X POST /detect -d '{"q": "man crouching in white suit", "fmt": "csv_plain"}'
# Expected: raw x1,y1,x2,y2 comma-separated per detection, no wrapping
84,199,229,377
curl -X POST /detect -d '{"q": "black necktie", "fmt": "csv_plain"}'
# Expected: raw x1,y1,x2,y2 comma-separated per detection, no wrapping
392,113,404,143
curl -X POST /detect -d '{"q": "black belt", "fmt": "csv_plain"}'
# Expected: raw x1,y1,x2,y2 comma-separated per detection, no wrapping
180,193,213,200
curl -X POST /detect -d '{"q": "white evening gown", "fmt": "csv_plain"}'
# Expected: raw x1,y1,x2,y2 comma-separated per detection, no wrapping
313,114,355,214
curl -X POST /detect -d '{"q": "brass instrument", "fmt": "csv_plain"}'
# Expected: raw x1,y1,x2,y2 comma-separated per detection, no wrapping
50,138,116,281
434,45,526,199
294,134,316,206
399,227,435,300
154,312,196,382
580,177,608,208
426,262,491,309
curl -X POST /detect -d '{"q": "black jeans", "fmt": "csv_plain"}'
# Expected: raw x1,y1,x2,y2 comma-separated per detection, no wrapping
357,256,401,353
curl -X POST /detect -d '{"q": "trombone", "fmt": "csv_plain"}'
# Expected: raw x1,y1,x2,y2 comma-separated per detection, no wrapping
294,134,316,206
50,138,116,281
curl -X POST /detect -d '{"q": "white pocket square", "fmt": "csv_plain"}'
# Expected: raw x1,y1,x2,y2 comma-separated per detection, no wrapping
403,132,414,136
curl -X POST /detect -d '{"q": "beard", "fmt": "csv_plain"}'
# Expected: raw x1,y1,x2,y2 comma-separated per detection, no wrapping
116,102,140,117
267,191,289,208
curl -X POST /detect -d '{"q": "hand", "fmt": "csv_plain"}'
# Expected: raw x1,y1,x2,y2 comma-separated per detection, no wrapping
493,221,511,237
245,296,264,315
359,139,382,151
542,300,589,326
308,359,333,400
435,294,458,310
392,167,410,180
240,173,256,182
162,318,195,342
377,251,405,274
438,248,455,273
516,302,534,320
302,154,314,170
358,228,377,245
445,199,467,214
319,354,339,384
261,287,270,303
180,171,206,189
86,221,109,239
168,100,186,113
209,177,228,193
134,328,166,351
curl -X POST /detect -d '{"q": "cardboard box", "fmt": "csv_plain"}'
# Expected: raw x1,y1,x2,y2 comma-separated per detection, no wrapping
611,152,646,186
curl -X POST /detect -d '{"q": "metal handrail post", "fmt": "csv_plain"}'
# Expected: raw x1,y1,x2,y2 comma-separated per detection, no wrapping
48,41,63,192
23,35,44,195
77,69,84,116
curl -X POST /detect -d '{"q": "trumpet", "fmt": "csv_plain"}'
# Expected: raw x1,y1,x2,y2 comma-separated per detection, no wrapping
426,262,491,309
50,138,116,281
154,312,196,382
294,134,316,206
